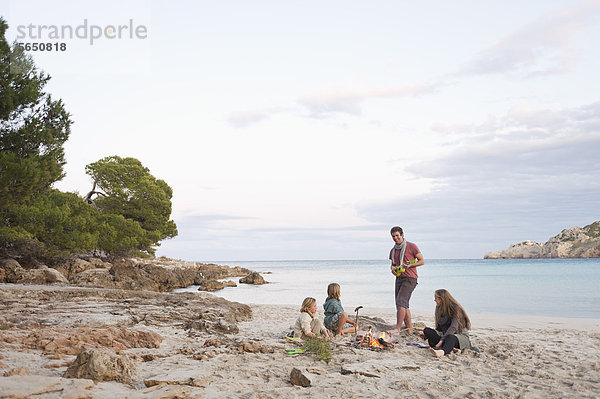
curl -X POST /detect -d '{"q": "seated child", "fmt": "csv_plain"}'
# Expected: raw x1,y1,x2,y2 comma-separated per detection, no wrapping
323,283,358,336
294,297,331,339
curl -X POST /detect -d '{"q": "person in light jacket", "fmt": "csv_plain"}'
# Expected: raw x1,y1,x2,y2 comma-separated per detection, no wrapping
294,297,331,339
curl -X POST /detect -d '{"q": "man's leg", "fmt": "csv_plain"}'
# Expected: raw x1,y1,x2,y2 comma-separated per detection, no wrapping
396,306,406,330
404,308,412,333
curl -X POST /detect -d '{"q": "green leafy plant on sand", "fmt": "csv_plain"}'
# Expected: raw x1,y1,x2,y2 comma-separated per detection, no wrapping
302,337,332,363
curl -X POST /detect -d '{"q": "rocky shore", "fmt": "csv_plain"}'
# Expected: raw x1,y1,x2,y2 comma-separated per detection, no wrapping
0,256,256,292
0,283,256,397
1,283,598,398
484,221,600,259
0,255,278,397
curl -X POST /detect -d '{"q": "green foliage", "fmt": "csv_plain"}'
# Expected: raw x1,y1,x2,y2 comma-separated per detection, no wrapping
302,337,333,363
3,189,155,257
584,221,600,238
0,18,177,259
8,190,98,252
0,18,71,211
86,156,177,253
95,213,150,254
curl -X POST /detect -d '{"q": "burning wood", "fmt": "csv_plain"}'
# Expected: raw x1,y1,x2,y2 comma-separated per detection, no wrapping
353,328,393,351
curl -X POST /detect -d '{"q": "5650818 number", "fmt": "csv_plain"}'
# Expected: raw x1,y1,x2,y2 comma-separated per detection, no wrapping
17,42,67,51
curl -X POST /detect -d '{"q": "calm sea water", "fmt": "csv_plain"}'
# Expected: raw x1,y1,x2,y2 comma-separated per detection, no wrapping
175,259,600,319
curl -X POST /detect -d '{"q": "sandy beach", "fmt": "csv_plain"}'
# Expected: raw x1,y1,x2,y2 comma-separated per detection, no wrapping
1,283,599,399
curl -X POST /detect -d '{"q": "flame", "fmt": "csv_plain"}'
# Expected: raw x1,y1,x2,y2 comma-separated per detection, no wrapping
355,329,386,349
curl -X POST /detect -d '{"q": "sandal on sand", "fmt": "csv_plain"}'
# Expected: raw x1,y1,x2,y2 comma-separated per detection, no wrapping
284,348,306,355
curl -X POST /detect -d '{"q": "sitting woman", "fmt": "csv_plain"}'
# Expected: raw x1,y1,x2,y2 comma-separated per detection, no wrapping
423,289,472,358
294,297,331,339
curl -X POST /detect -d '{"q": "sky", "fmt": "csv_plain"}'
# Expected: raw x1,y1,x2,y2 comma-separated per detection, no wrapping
2,0,599,261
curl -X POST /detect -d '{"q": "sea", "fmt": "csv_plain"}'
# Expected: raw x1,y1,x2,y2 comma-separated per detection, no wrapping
174,258,600,319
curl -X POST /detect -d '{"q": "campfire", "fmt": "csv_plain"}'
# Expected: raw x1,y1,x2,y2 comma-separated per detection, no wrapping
353,328,393,351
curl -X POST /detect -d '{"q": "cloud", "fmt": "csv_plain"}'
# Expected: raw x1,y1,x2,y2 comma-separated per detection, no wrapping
413,101,600,181
456,0,600,78
226,107,291,128
357,100,600,257
226,110,270,128
227,2,600,124
159,219,391,261
298,81,441,118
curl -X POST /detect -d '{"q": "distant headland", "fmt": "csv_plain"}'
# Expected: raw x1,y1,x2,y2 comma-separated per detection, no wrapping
484,221,600,259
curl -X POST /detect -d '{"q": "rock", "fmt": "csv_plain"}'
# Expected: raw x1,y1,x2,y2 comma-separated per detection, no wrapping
0,376,95,398
1,255,258,293
290,368,311,387
144,370,213,388
185,318,239,334
14,265,68,285
63,347,138,384
0,284,251,341
15,326,162,356
41,266,69,284
197,279,237,292
108,258,252,292
54,258,94,279
69,268,115,288
203,338,226,348
484,221,600,259
239,272,267,285
237,340,275,353
87,257,112,269
0,259,23,283
3,367,29,376
340,365,381,378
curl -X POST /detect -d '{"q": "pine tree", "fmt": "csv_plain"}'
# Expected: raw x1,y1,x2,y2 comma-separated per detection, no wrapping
0,18,72,215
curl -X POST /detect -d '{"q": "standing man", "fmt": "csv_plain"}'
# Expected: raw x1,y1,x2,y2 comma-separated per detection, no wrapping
389,226,424,334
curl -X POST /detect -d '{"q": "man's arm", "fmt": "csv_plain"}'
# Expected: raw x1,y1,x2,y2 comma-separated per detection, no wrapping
408,252,424,268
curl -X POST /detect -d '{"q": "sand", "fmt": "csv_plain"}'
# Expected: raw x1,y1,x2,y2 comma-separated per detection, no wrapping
1,285,599,398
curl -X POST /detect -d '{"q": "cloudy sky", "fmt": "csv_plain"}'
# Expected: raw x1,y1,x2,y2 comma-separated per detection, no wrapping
3,0,599,260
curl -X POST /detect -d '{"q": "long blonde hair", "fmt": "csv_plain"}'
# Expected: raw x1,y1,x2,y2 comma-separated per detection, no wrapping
327,283,341,300
300,297,316,313
434,289,471,331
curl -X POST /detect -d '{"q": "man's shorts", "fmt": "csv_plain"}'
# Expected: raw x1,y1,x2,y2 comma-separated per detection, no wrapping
395,277,417,308
325,312,353,332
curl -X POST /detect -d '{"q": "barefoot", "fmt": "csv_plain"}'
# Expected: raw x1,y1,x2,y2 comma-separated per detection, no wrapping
430,348,444,358
387,327,403,336
452,348,462,354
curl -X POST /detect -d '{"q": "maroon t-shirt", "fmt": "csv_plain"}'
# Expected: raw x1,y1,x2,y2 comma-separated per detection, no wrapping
389,241,420,279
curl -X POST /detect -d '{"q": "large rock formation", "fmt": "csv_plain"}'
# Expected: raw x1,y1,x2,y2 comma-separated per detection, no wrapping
63,348,138,384
484,221,600,259
239,272,267,285
0,256,252,292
